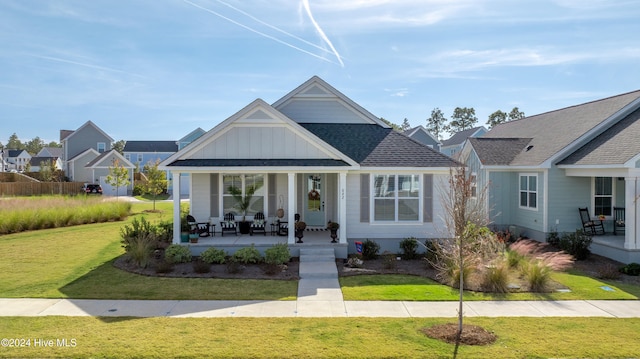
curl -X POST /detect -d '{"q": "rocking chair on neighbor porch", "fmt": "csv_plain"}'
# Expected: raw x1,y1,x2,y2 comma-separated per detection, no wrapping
578,207,605,235
614,207,625,235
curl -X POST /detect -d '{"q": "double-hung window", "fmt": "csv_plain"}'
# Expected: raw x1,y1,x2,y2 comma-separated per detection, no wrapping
594,177,612,217
519,173,537,209
373,174,420,221
222,174,265,216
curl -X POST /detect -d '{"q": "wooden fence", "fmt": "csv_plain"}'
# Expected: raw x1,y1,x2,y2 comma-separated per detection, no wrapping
0,182,86,196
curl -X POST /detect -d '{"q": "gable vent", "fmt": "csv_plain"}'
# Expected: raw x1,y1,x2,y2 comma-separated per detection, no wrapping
525,145,534,152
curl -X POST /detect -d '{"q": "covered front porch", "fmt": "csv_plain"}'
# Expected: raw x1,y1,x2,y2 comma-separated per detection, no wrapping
170,170,349,252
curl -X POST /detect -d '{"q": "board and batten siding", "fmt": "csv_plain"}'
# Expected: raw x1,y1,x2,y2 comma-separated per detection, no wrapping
278,99,370,124
193,126,330,160
191,173,211,222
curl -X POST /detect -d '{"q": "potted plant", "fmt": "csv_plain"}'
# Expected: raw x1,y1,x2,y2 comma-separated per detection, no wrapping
180,215,190,243
228,184,259,234
327,221,339,243
295,221,306,243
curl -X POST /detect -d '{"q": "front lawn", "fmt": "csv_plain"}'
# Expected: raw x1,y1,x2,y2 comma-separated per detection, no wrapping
0,201,296,300
1,317,640,358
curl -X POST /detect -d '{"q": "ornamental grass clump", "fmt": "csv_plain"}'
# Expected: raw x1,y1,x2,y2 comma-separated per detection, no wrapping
480,259,511,293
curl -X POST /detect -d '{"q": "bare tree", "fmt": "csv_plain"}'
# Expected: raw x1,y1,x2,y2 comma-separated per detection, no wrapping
433,166,497,356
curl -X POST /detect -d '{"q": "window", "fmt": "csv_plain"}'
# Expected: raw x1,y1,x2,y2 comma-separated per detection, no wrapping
97,142,106,153
373,174,420,221
594,177,612,217
137,154,143,163
470,173,477,199
519,174,537,209
222,174,265,216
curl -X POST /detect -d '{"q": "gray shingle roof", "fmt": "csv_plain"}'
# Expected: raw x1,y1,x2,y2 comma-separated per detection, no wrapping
123,141,178,153
441,126,485,147
361,131,458,167
558,106,640,166
469,138,533,166
483,90,640,166
300,123,458,167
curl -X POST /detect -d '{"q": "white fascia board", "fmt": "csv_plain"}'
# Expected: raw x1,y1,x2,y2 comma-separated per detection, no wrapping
162,166,357,173
358,166,454,174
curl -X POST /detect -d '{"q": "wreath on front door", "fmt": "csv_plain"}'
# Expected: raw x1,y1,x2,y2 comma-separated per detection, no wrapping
308,189,320,201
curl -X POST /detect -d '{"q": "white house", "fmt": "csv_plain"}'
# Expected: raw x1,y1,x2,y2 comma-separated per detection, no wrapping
160,76,458,258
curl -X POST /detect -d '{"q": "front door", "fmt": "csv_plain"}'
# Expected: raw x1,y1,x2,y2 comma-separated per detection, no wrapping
304,173,325,227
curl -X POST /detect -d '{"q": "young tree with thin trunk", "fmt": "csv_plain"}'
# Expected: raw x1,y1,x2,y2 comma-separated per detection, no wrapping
433,166,497,356
106,159,130,198
144,160,166,211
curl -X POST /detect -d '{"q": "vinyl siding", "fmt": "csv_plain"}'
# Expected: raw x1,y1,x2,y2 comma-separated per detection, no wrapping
191,173,211,222
278,99,370,124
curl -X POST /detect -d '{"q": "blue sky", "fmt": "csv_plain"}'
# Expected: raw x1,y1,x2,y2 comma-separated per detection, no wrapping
2,0,640,144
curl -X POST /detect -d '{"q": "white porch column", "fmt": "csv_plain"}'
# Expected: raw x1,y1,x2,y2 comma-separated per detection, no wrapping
338,172,347,244
288,172,296,245
624,176,639,250
172,172,181,244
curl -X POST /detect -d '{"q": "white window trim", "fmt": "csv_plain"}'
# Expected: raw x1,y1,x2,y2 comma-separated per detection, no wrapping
519,173,538,211
370,173,422,223
221,174,266,218
592,177,615,218
97,142,106,153
470,172,477,199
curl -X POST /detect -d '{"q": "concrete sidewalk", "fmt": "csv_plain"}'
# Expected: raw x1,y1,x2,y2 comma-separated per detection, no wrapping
2,298,640,318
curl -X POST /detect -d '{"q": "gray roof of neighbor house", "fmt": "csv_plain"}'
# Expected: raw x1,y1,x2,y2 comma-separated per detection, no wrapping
441,126,486,147
558,106,640,166
301,123,459,167
167,159,350,167
481,90,640,166
123,141,178,153
29,157,59,167
468,138,533,166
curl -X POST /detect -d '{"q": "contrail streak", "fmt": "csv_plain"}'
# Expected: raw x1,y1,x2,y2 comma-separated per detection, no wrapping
182,0,340,65
213,0,337,57
301,0,344,67
32,55,144,78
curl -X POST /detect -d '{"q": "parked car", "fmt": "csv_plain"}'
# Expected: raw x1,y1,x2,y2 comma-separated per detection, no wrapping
82,184,103,195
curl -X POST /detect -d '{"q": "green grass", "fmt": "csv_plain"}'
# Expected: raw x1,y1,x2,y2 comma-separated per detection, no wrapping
340,273,640,301
0,201,296,300
1,317,640,358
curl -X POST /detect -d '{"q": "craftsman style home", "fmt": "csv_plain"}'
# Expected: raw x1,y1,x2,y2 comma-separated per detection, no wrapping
460,90,640,263
160,76,459,258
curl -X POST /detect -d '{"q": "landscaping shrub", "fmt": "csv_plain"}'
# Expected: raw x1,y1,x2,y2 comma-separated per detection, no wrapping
124,233,157,268
557,230,592,260
521,259,552,292
399,237,419,260
164,244,192,264
233,244,262,264
264,243,290,266
200,247,227,264
546,229,561,247
362,239,380,260
381,251,397,270
480,259,510,293
620,262,640,276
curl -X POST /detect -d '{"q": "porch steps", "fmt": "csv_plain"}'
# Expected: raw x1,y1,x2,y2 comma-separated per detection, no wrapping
298,248,338,279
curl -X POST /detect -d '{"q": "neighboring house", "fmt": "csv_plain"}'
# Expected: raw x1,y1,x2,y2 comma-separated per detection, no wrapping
86,149,135,196
4,149,31,172
460,90,640,264
160,76,459,258
60,120,114,182
403,126,441,151
123,140,178,169
36,147,63,158
441,126,487,158
178,128,206,150
174,128,206,197
28,157,62,172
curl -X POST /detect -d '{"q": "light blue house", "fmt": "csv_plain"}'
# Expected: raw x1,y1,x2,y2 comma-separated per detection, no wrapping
123,141,178,169
460,90,640,263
